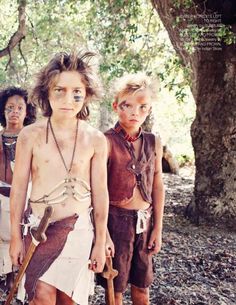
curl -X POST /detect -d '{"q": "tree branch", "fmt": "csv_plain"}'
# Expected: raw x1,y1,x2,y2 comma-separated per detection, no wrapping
151,0,192,67
0,0,27,59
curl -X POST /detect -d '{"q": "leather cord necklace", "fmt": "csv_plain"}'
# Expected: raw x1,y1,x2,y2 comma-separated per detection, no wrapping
48,117,79,174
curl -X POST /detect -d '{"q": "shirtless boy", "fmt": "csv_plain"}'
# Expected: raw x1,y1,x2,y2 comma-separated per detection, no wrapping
0,86,36,292
10,51,109,305
99,73,165,305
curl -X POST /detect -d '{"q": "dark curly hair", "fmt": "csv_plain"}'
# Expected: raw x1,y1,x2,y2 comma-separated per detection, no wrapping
30,50,103,120
0,86,37,127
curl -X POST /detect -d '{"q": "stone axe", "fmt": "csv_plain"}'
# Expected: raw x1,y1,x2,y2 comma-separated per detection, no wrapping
101,254,118,305
5,205,53,305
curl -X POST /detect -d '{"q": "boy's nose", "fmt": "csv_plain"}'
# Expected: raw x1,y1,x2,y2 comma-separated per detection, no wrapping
131,106,139,115
12,108,19,114
64,91,74,104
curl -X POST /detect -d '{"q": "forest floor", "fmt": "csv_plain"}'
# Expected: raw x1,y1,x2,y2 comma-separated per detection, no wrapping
91,168,236,305
0,168,235,305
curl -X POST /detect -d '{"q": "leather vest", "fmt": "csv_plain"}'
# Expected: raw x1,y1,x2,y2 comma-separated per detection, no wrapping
105,124,156,205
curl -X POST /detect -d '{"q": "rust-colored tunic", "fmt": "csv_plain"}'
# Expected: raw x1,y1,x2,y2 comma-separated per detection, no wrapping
105,122,156,205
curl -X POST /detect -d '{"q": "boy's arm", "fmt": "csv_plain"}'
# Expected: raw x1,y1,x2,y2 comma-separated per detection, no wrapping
10,128,33,266
90,132,109,272
104,136,115,256
148,135,165,255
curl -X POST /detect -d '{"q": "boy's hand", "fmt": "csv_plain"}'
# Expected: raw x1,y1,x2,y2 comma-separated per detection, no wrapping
10,238,25,266
105,238,115,257
89,243,106,273
147,229,162,255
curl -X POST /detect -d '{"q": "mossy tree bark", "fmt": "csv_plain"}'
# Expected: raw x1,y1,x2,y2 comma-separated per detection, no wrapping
152,0,236,224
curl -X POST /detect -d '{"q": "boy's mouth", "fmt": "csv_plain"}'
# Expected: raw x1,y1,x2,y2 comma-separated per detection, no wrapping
60,108,73,111
10,115,19,119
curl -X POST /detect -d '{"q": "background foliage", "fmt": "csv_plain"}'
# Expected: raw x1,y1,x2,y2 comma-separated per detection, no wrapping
0,0,195,162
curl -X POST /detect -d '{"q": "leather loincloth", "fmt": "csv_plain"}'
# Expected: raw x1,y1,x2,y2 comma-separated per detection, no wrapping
24,214,78,301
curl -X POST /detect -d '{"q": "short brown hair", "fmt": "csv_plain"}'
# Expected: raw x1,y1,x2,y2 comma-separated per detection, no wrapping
112,72,158,103
30,51,102,120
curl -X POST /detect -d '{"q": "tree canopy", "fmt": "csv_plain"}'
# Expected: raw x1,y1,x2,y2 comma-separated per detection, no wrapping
0,0,195,159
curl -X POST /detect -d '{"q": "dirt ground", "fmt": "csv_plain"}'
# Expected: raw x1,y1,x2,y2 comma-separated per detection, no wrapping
91,169,236,305
1,169,235,305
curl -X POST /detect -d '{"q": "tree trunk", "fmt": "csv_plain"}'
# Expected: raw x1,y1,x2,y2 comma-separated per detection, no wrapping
142,113,154,132
99,102,113,132
190,46,236,224
151,0,236,224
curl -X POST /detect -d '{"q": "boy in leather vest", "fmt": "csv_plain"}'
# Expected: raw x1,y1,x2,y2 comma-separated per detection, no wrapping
100,73,165,305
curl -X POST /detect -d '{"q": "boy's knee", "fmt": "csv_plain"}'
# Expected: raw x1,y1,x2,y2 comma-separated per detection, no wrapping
131,285,149,294
131,285,149,304
32,281,56,305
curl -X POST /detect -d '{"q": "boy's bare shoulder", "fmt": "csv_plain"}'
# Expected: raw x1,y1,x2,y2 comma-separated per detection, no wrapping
154,134,163,156
155,134,162,145
18,119,47,142
80,120,106,142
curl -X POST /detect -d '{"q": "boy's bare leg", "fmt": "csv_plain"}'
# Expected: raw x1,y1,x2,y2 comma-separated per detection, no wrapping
56,290,75,305
105,290,123,305
29,280,56,305
131,285,149,305
114,292,123,305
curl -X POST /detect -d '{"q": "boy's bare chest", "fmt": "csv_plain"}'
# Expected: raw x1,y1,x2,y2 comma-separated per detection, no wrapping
32,135,93,172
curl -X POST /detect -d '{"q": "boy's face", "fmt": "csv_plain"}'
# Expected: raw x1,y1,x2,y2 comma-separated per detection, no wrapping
113,89,152,130
4,95,27,128
49,71,86,118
